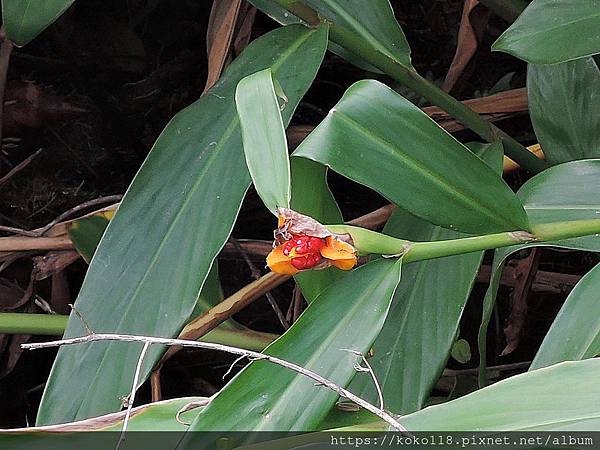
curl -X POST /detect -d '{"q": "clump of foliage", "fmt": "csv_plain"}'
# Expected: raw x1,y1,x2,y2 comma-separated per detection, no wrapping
1,0,600,447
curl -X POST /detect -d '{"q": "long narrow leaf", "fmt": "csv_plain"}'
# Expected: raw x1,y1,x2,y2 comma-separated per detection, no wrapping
36,23,329,425
236,360,600,447
249,0,411,73
294,80,529,234
492,0,600,64
0,397,203,449
179,258,402,445
402,359,600,431
236,68,291,214
1,0,75,46
348,143,501,414
528,57,600,164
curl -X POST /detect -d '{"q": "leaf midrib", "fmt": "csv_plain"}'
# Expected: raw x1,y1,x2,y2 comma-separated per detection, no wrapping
318,0,409,67
332,110,522,232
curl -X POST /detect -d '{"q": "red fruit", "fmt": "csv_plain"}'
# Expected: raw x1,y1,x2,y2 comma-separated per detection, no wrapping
290,252,322,270
283,235,325,256
291,256,308,269
283,240,295,256
306,236,325,253
309,252,322,265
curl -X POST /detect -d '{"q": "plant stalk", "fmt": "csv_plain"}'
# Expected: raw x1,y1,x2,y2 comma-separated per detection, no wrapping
404,218,600,263
0,313,67,335
337,36,547,173
7,219,598,335
0,313,276,352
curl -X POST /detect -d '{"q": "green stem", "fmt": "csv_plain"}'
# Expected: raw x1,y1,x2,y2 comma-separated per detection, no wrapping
0,313,68,335
418,72,546,173
404,218,600,263
0,313,277,352
202,327,276,352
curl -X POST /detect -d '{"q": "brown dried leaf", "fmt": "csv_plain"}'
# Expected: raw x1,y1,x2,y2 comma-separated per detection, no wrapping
3,82,87,135
32,250,80,281
501,249,541,356
443,0,491,93
203,0,243,93
276,207,333,241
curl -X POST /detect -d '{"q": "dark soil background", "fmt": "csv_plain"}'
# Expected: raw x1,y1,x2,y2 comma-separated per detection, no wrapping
0,0,596,428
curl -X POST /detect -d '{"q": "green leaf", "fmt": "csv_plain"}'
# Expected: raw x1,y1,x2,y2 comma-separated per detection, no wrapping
492,0,600,64
1,0,75,47
528,57,600,164
348,143,501,414
240,361,600,445
450,339,472,364
236,68,291,214
67,213,111,263
248,0,411,72
179,258,402,443
478,159,600,385
290,158,342,225
290,157,344,302
294,80,530,234
402,359,600,430
0,397,204,449
300,0,412,68
68,211,230,328
36,23,329,426
348,210,482,413
531,262,600,370
523,160,600,240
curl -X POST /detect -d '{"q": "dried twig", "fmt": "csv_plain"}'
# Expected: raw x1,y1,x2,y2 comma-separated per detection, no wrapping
222,353,247,380
0,26,13,150
0,195,121,237
150,370,162,403
342,348,384,410
36,195,121,236
230,236,289,330
22,333,407,432
502,249,541,356
158,272,289,365
116,341,150,450
175,398,212,426
68,303,95,335
347,204,396,230
0,148,44,188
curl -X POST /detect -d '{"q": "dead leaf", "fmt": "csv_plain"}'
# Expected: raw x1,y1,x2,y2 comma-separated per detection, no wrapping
32,250,80,281
502,249,541,356
276,207,333,241
3,82,88,135
203,0,243,93
443,0,491,94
